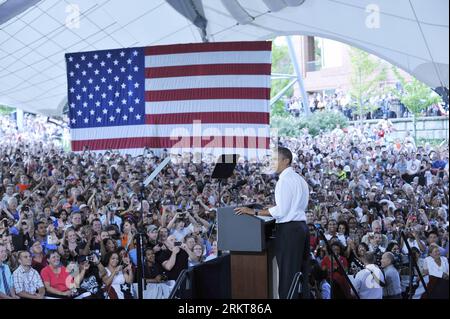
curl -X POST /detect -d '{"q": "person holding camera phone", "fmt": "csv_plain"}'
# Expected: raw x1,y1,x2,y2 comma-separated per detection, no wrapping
156,235,188,281
76,253,106,299
101,251,134,299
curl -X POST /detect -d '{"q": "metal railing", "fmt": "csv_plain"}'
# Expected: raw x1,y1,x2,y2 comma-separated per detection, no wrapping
287,272,303,299
168,269,192,299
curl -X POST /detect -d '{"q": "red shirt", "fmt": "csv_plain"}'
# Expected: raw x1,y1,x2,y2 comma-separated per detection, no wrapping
40,265,72,292
16,183,30,193
321,255,348,274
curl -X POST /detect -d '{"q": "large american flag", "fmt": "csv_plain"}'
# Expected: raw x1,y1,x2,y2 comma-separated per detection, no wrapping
66,41,272,158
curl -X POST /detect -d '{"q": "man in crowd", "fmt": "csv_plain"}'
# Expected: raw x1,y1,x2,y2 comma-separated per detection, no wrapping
0,244,19,299
353,252,384,299
381,252,402,299
12,250,45,299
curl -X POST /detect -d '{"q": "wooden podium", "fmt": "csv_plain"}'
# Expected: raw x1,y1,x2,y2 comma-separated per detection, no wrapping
217,207,277,299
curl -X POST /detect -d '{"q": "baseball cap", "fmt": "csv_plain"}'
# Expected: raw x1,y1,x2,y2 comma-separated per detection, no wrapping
79,204,88,210
147,225,158,233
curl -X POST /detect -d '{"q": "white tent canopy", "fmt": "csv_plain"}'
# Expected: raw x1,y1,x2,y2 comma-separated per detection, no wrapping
0,0,448,116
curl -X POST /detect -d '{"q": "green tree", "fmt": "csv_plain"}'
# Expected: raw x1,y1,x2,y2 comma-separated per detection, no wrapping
0,105,15,115
270,42,293,117
271,110,348,137
349,48,387,122
392,67,442,141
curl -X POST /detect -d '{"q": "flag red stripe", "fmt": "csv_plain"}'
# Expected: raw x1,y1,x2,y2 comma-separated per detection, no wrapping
144,112,269,125
145,41,272,56
72,136,271,151
145,64,272,78
145,88,270,102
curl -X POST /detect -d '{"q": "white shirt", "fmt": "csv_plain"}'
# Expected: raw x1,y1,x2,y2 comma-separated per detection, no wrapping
424,256,449,278
268,167,308,223
401,238,424,254
406,159,421,175
353,264,384,299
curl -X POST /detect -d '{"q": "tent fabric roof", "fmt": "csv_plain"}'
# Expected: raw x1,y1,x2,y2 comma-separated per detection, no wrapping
0,0,448,116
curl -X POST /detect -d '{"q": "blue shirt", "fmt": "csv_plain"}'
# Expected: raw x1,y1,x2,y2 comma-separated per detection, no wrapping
129,249,137,266
0,263,14,296
432,160,447,170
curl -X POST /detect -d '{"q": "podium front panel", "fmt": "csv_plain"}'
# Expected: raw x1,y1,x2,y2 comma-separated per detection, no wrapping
217,206,265,252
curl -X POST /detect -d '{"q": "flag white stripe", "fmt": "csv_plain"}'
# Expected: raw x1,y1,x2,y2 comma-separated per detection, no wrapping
74,148,270,159
145,51,272,67
166,147,271,159
145,100,268,115
145,75,271,91
71,124,270,140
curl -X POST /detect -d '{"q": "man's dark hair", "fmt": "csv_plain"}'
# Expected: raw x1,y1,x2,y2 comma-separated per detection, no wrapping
427,230,439,238
91,218,101,225
34,221,46,231
17,250,30,260
278,147,293,165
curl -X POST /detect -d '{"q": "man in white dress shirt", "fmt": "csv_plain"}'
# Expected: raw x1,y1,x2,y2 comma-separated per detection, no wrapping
235,147,310,299
353,252,384,299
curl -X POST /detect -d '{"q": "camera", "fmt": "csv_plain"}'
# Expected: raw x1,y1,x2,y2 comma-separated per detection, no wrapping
174,241,182,247
87,255,95,262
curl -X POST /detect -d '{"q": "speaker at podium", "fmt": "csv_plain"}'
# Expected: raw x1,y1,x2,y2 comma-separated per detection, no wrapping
217,206,278,299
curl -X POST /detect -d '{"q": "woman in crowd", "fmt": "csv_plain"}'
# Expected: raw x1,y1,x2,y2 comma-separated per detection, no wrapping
58,227,85,263
143,248,164,284
101,251,134,299
346,242,368,276
100,238,118,257
321,242,351,299
30,240,48,273
120,219,136,252
40,250,76,298
424,244,449,279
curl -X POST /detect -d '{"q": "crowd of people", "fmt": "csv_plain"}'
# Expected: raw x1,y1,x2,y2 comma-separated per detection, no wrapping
0,113,448,299
285,90,448,120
